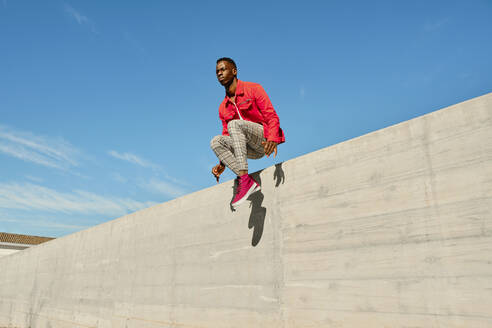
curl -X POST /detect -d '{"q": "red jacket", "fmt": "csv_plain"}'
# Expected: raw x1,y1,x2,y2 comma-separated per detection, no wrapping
218,80,285,144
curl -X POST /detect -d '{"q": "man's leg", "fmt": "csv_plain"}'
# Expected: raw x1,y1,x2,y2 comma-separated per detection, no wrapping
223,120,265,207
210,120,266,176
210,135,241,176
227,119,265,175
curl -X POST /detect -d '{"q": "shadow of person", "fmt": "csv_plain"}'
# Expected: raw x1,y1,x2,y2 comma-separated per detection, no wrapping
274,163,285,187
247,172,266,246
247,191,266,247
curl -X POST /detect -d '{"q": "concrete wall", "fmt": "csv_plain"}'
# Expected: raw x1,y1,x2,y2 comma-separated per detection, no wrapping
0,248,21,258
1,93,491,328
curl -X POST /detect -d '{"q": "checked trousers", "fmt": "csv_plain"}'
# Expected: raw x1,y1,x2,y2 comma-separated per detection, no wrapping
210,120,266,176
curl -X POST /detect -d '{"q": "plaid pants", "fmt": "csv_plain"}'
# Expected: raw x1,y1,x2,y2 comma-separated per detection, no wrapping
210,120,266,176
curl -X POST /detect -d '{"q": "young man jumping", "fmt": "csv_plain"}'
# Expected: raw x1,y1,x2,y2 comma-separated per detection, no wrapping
210,57,285,208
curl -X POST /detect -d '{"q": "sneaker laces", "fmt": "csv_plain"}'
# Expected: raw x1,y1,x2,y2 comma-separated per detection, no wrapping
237,175,247,191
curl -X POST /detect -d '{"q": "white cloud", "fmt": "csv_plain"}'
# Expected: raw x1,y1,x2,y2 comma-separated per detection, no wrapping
0,216,87,231
110,172,128,183
25,175,44,183
108,150,159,169
299,86,306,98
0,125,80,170
64,3,97,33
124,31,146,55
139,178,187,198
423,18,450,32
0,182,156,217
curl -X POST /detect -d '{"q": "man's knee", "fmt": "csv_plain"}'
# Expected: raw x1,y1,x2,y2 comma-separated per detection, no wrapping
210,135,223,150
227,119,241,131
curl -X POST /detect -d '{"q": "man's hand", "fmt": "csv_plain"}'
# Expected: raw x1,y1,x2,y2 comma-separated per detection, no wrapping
212,163,225,183
262,140,278,157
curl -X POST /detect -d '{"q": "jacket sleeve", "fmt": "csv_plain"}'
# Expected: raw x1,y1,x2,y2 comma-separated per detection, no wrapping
254,84,282,143
219,110,229,136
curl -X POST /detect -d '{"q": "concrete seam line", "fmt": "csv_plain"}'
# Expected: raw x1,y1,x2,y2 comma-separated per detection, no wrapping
15,310,96,328
113,314,208,328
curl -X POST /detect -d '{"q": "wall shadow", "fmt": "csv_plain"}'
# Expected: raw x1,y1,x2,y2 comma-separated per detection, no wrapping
247,172,266,247
274,163,285,187
247,191,266,247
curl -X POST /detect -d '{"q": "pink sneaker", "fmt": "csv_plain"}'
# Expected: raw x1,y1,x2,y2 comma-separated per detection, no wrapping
231,174,261,208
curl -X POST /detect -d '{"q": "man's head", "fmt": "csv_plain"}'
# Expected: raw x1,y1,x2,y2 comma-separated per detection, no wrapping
216,57,237,86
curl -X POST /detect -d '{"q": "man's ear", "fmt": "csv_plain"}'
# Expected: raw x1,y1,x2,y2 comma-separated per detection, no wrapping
233,68,237,76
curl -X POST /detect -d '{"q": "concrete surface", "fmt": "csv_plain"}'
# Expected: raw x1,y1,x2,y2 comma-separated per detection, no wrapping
0,93,491,328
0,248,20,258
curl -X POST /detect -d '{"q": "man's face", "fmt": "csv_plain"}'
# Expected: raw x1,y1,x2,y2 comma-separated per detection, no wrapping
216,61,237,86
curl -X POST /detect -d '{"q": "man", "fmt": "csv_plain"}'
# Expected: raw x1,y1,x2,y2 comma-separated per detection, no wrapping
210,57,285,208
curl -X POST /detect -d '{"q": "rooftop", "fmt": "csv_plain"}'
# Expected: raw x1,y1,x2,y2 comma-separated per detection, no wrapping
0,232,55,246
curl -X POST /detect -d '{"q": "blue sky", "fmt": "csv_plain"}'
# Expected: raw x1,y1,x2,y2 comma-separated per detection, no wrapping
1,1,491,237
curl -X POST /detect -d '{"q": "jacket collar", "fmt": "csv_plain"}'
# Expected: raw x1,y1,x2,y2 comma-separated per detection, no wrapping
224,79,244,103
235,79,244,96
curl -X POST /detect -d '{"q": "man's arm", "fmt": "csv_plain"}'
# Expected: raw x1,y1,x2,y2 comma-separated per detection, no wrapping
254,84,282,144
262,140,278,157
254,84,281,156
221,119,229,136
211,162,225,183
219,111,229,136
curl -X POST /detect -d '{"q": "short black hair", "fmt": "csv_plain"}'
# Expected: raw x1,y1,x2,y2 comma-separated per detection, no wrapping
216,57,237,70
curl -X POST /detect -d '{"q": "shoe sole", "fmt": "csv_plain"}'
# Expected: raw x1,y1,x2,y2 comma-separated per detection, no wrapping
232,183,260,209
